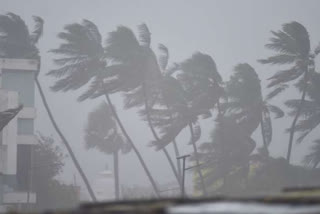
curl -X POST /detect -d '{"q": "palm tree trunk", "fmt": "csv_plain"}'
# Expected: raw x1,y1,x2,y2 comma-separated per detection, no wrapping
216,100,228,193
260,118,268,152
188,123,207,197
142,84,182,192
35,77,97,201
287,72,309,162
104,94,161,197
172,139,181,177
166,104,182,178
113,150,119,200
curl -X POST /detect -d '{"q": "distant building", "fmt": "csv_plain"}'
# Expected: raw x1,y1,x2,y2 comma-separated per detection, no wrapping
92,170,115,201
0,58,38,209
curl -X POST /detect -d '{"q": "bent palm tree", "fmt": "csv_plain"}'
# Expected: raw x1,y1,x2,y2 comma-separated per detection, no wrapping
0,13,97,201
85,102,131,199
225,63,284,154
90,24,181,190
259,21,319,162
147,53,224,196
48,20,160,197
286,72,320,167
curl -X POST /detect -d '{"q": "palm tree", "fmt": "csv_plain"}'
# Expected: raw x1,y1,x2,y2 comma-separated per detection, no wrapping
0,13,97,201
197,116,256,194
286,72,320,167
48,20,161,197
147,53,224,196
259,21,319,162
85,102,131,199
86,24,181,190
224,64,284,154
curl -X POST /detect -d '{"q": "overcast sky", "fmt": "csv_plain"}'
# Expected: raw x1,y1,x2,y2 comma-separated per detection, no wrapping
2,0,320,196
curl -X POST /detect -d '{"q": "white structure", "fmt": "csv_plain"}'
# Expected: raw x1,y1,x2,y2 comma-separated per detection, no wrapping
92,170,115,201
0,58,38,207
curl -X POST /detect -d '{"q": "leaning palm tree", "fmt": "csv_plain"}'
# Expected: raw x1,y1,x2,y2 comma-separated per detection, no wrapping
48,20,161,197
259,21,319,162
87,24,182,189
224,63,284,154
286,72,320,144
147,53,224,196
286,72,320,167
0,13,97,201
85,102,131,199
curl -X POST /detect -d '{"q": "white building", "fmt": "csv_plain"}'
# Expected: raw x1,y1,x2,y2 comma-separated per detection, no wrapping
0,58,38,208
92,170,115,201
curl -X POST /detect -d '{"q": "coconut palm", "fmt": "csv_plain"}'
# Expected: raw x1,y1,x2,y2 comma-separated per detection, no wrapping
0,13,97,201
259,21,319,162
48,20,161,197
286,72,320,144
286,72,320,167
85,102,131,199
224,63,284,153
145,53,224,196
84,24,182,190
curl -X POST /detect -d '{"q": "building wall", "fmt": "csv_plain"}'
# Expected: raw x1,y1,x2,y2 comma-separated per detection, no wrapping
0,58,38,205
2,69,35,107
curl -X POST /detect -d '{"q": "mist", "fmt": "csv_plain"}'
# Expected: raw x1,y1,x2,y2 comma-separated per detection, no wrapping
0,0,320,211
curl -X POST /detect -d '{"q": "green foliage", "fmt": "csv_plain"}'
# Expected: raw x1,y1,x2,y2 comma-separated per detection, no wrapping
32,134,79,211
85,102,131,154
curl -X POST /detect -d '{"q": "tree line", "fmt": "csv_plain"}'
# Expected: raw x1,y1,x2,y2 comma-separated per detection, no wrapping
0,13,320,199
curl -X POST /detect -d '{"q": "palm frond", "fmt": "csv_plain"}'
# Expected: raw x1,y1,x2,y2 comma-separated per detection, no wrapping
303,139,320,168
138,23,151,47
267,104,284,118
266,84,288,100
30,16,44,45
258,54,296,65
105,25,140,62
158,43,169,71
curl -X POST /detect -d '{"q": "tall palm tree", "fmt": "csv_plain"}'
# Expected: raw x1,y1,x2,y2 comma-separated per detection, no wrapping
259,21,319,162
85,102,131,199
147,53,224,196
86,24,181,189
48,20,161,197
286,72,320,167
0,13,97,201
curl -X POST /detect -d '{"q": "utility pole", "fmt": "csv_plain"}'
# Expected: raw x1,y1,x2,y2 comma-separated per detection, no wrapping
177,154,190,198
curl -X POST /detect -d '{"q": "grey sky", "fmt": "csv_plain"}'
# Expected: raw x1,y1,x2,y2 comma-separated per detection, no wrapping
2,0,320,193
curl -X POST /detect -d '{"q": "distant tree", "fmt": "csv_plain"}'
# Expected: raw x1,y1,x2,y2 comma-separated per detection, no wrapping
49,20,161,197
259,21,319,162
85,102,131,199
32,134,79,210
0,13,96,201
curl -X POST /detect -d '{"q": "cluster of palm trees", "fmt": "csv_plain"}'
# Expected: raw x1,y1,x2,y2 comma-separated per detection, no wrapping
0,12,319,199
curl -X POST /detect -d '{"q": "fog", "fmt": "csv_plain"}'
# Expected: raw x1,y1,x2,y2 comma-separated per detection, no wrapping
1,0,320,210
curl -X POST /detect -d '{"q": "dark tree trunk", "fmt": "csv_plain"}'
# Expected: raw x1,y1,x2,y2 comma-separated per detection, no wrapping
113,150,119,200
188,123,207,197
35,77,97,201
142,84,182,192
287,71,309,162
104,94,161,197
